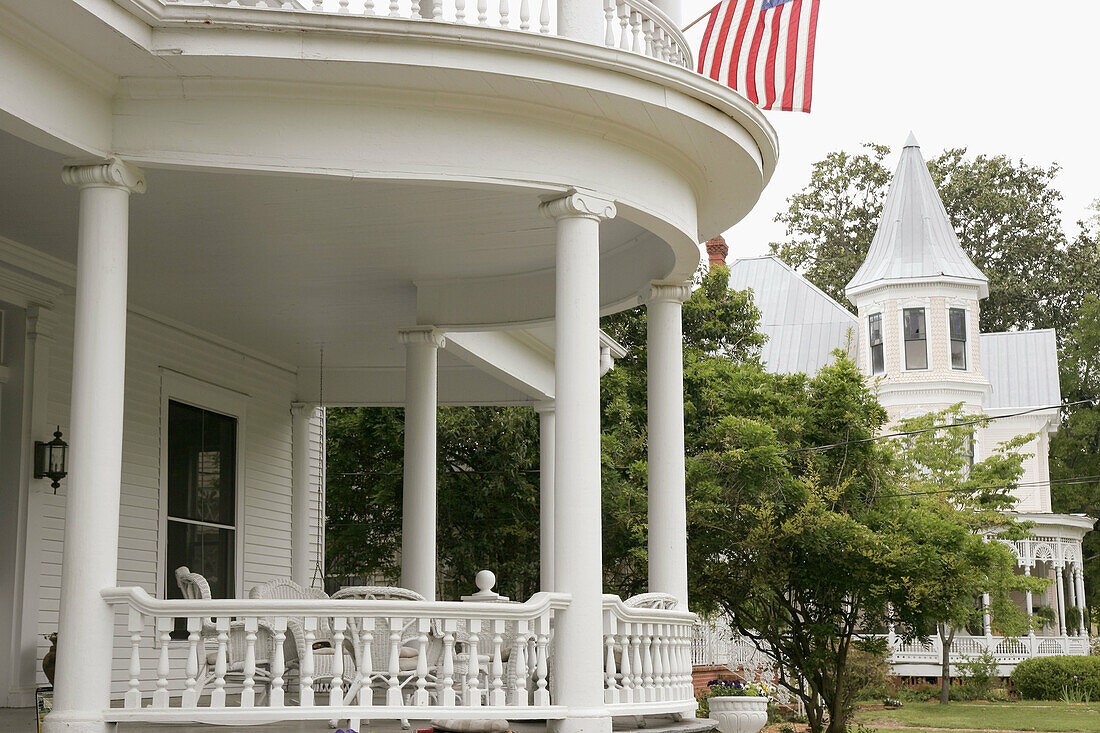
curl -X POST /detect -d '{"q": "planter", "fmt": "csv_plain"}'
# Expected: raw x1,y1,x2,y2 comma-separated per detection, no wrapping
708,695,769,733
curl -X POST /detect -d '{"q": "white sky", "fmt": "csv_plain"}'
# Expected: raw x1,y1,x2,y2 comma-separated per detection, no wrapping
679,0,1100,258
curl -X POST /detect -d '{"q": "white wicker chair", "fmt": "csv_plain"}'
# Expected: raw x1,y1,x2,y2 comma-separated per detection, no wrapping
174,566,277,704
623,592,679,610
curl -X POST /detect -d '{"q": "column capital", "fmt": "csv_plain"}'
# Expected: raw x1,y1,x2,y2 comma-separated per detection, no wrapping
539,188,616,221
533,399,556,415
398,327,446,349
61,157,146,194
290,402,317,416
645,280,692,305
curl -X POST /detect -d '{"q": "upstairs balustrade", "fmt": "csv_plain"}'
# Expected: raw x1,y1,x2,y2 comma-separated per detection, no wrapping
156,0,693,68
100,586,695,725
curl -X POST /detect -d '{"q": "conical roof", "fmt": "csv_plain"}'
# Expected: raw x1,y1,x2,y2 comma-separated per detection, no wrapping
846,134,988,298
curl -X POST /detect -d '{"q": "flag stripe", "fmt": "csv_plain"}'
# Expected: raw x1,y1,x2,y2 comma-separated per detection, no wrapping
696,0,819,113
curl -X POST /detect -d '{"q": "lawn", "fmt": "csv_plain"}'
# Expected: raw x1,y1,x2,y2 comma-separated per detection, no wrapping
852,700,1100,732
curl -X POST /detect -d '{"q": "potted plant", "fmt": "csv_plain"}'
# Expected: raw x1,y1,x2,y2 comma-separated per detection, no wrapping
703,680,771,733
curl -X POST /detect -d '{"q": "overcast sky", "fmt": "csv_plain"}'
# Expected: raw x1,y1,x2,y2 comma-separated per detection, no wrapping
679,0,1100,258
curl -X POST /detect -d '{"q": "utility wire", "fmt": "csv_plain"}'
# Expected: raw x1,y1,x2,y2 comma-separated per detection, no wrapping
780,398,1096,456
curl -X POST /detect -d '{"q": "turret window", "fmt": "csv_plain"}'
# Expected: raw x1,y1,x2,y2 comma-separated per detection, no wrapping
903,308,928,370
868,313,884,375
950,308,967,370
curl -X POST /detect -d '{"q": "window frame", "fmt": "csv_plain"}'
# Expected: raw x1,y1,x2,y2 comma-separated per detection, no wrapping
902,307,929,371
867,312,885,375
949,307,968,371
157,369,247,600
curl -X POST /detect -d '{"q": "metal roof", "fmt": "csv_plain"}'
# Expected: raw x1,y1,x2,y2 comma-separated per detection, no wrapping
980,329,1062,410
728,256,856,375
845,134,989,298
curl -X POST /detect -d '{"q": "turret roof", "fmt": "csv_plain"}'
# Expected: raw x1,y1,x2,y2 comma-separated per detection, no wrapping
845,134,988,298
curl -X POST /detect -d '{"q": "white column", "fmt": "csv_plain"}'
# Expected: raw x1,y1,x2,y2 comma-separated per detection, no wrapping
47,159,144,733
1024,564,1034,637
1055,566,1067,636
982,592,992,637
399,327,445,601
1067,565,1078,634
645,281,691,609
535,400,556,591
540,188,615,733
291,402,315,589
650,0,681,28
556,0,603,44
1076,565,1088,636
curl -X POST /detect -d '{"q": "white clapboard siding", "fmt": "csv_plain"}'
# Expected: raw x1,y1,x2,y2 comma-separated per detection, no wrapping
26,292,324,697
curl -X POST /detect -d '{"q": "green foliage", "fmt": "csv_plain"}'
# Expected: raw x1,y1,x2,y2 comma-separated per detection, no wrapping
847,646,891,701
1011,656,1100,700
955,651,1000,701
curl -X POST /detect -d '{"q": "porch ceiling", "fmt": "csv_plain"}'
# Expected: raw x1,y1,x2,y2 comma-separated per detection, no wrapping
0,129,659,375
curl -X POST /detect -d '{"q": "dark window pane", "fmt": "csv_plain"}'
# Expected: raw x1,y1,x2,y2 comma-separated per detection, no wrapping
905,339,928,370
950,308,967,342
871,344,885,375
903,308,926,340
951,339,967,370
166,521,234,600
167,400,236,525
868,313,883,346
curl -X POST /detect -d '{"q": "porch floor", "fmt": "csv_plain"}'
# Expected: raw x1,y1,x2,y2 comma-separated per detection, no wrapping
0,710,716,733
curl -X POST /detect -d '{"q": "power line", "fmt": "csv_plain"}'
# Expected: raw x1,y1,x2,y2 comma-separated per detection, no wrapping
868,474,1100,501
780,398,1096,456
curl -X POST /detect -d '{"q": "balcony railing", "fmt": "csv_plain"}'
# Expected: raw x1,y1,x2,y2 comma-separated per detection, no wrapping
889,633,1091,667
101,587,695,725
152,0,693,68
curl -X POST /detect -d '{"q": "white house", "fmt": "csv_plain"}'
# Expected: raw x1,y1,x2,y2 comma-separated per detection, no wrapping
722,134,1094,675
0,0,780,730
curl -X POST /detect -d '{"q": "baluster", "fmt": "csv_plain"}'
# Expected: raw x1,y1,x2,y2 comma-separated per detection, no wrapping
240,617,257,708
338,0,350,11
152,617,172,708
640,624,654,702
455,0,466,22
329,617,347,707
183,617,201,707
300,617,316,708
629,11,642,53
527,633,537,681
489,619,506,706
534,615,550,706
312,0,323,9
603,613,619,704
270,617,287,707
210,617,229,708
414,617,431,706
433,0,443,20
441,619,457,706
618,623,634,703
477,0,488,25
412,0,422,18
603,0,616,47
658,623,671,700
519,0,530,31
618,4,631,50
512,620,529,706
538,0,550,33
660,29,671,62
363,0,375,15
387,617,403,706
465,618,482,706
359,617,375,706
389,0,401,17
630,625,643,699
642,19,655,58
498,0,510,27
125,608,143,709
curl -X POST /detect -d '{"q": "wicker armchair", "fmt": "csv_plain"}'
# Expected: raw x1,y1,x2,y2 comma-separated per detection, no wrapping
174,566,277,704
623,592,679,610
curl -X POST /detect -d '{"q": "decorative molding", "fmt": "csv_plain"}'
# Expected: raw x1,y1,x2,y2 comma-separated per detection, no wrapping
538,188,616,221
645,280,692,305
398,326,446,349
61,157,147,194
533,399,555,415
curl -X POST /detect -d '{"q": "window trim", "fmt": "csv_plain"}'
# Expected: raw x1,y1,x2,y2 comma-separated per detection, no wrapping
901,306,929,371
948,306,968,371
867,312,885,375
157,369,247,600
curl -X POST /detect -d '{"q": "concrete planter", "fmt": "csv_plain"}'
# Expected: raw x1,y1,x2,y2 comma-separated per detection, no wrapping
708,695,769,733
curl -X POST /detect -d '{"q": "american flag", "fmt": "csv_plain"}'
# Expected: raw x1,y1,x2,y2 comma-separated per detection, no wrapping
696,0,820,113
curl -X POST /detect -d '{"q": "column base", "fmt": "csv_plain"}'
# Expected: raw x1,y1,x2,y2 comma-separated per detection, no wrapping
550,710,612,733
42,710,114,733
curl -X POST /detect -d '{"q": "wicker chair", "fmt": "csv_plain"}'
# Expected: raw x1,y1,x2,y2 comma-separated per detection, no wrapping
174,566,277,704
623,592,679,610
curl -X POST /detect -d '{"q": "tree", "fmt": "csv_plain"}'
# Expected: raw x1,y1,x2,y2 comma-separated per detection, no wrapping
886,406,1046,705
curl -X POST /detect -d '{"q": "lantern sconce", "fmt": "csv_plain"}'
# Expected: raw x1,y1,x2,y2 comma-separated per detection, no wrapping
34,427,68,492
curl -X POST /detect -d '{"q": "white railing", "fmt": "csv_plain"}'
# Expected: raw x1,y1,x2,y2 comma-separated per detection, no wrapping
888,633,1092,669
156,0,692,68
102,586,569,725
691,616,770,669
602,595,697,716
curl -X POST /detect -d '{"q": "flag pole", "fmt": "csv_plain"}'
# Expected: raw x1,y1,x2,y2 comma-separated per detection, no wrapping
681,7,713,32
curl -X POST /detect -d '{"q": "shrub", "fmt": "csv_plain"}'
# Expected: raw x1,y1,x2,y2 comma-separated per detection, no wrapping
1012,656,1100,700
956,650,1000,700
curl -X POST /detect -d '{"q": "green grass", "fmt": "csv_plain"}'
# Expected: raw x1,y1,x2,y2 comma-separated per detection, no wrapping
853,700,1100,732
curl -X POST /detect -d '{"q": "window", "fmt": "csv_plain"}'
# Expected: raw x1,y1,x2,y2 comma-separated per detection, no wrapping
868,313,885,375
950,308,967,370
165,400,237,606
903,308,928,370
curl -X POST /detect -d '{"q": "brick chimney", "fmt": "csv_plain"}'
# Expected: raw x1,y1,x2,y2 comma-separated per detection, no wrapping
705,235,728,268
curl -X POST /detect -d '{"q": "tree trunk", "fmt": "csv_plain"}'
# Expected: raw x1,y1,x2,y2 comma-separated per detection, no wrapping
939,624,955,705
